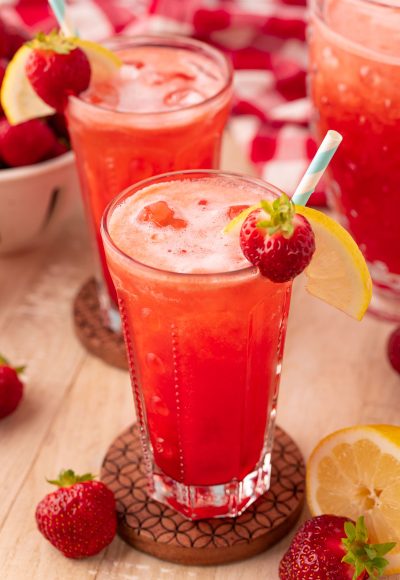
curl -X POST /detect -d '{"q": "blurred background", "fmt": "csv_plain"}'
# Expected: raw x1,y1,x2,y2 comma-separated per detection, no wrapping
0,0,321,204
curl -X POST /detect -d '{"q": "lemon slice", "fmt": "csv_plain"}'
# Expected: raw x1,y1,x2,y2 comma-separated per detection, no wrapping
222,204,259,234
1,39,122,125
223,202,372,320
295,205,372,320
307,425,400,575
74,39,122,84
1,45,54,124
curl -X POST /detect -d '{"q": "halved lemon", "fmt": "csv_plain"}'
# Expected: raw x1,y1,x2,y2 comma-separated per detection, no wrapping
307,425,400,575
1,39,122,125
224,202,372,320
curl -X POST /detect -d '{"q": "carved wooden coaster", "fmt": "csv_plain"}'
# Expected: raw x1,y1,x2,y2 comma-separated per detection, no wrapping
73,277,128,370
101,424,305,565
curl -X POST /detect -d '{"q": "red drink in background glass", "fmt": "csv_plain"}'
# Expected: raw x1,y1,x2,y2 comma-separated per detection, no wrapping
309,0,400,321
101,171,291,519
66,36,232,328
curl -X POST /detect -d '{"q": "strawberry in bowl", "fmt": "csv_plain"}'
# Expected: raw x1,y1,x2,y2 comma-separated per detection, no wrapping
0,22,79,254
0,28,120,254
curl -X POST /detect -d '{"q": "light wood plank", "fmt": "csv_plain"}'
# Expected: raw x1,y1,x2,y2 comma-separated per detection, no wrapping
0,217,92,526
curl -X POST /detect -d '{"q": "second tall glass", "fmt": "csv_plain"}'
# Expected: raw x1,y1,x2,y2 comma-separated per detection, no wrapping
309,0,400,321
66,35,232,330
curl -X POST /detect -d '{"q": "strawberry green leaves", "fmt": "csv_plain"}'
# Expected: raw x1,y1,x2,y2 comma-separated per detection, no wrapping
257,194,296,238
341,516,396,579
47,469,96,487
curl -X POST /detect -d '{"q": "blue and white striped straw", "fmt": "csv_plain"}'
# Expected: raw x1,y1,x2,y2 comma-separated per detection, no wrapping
48,0,75,37
292,130,343,207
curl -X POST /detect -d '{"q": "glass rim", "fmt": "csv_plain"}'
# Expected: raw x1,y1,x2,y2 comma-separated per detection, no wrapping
312,0,400,8
101,169,286,281
68,34,233,118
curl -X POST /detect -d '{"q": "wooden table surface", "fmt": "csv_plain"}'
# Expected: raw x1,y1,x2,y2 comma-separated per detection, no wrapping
1,139,399,580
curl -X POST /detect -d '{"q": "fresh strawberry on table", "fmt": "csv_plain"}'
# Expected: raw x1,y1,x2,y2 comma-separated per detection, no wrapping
36,469,117,558
25,32,91,112
240,194,315,283
279,515,395,579
0,354,24,419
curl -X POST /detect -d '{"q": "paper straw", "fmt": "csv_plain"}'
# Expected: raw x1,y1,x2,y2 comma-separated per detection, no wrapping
292,130,343,207
48,0,75,37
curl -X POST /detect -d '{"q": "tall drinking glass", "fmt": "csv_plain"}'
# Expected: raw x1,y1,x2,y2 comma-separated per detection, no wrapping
101,170,292,519
66,36,232,330
309,0,400,321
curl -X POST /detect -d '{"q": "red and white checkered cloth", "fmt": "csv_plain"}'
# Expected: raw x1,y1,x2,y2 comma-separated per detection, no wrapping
0,0,326,206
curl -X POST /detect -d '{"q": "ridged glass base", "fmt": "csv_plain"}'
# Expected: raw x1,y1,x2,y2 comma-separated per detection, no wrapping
97,280,122,333
148,454,272,520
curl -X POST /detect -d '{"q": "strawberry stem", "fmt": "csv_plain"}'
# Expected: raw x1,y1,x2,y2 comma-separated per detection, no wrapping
28,31,78,55
0,354,9,366
47,469,96,487
0,354,25,374
341,516,396,579
257,194,296,238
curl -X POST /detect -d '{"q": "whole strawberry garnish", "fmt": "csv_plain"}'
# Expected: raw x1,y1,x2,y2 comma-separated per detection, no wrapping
36,469,117,558
26,32,91,112
0,118,57,167
0,354,24,419
279,515,395,580
240,194,315,283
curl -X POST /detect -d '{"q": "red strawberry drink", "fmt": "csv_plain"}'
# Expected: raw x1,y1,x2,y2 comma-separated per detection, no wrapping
101,171,292,519
67,36,232,329
309,0,400,321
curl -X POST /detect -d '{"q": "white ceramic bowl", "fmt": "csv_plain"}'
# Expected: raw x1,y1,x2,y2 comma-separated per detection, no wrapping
0,150,80,255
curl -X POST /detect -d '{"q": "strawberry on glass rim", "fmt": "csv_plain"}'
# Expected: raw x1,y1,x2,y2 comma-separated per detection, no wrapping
1,31,121,124
225,194,372,320
25,32,91,112
240,194,316,283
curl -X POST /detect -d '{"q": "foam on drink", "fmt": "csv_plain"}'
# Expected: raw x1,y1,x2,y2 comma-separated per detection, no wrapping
82,47,226,113
108,177,268,274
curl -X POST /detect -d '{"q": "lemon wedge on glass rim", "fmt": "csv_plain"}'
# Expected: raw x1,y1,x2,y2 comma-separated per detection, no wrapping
224,202,372,320
1,38,122,125
307,425,400,575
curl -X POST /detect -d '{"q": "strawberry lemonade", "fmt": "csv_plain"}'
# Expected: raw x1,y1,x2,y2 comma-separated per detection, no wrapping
66,36,232,326
101,171,291,519
309,0,400,321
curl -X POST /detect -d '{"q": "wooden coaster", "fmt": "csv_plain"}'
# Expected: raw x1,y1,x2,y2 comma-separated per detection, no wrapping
73,277,128,370
101,424,305,565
